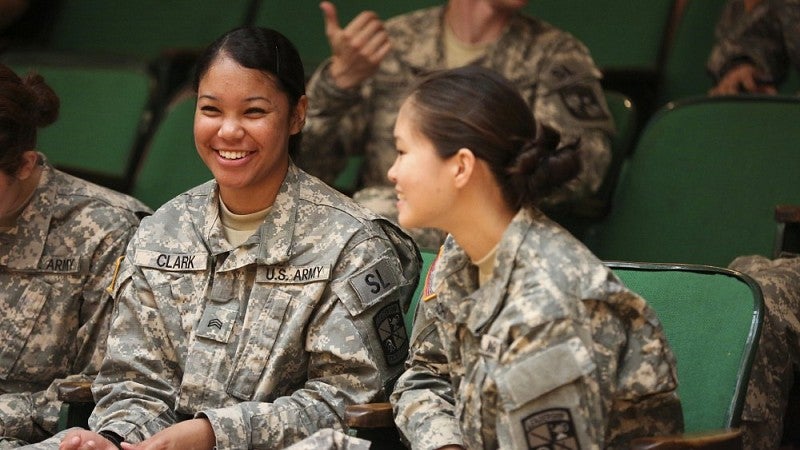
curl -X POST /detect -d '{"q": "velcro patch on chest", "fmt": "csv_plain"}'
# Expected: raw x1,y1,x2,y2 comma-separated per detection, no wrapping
38,256,82,273
133,249,208,272
196,302,238,343
256,264,331,284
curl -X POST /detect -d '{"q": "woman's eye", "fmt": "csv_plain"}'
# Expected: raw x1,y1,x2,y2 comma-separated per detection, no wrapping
199,105,221,115
245,108,267,116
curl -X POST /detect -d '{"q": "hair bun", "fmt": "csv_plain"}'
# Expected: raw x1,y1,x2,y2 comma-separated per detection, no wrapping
508,125,581,206
23,72,60,128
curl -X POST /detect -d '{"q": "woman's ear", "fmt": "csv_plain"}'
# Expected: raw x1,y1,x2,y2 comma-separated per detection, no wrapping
290,95,308,135
15,151,40,181
452,147,476,189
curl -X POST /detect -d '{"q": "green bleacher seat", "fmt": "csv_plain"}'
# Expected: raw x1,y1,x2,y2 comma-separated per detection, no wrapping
609,261,762,436
583,95,800,267
3,54,154,192
130,91,211,210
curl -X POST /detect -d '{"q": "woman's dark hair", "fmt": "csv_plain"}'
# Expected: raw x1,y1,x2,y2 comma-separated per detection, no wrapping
405,65,580,209
0,64,59,175
193,26,306,155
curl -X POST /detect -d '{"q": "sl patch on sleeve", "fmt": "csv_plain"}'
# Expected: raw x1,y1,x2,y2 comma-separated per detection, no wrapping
522,408,581,450
372,301,408,366
559,85,609,121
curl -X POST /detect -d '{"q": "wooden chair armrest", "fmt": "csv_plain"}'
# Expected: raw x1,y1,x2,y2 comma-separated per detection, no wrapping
630,428,742,449
775,204,800,224
344,402,394,429
56,380,94,403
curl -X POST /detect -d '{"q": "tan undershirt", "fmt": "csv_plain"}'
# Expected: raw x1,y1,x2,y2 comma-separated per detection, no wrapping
473,242,499,287
444,22,491,68
218,196,271,247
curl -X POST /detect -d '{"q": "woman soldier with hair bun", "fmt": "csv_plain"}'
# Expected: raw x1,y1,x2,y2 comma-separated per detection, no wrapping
0,64,151,447
388,65,684,450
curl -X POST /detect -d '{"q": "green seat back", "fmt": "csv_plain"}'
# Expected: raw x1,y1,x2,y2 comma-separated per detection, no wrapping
527,0,674,73
548,90,637,240
405,248,439,333
5,58,151,186
584,96,800,267
608,261,763,432
48,0,253,59
131,93,211,210
657,0,729,107
660,0,800,107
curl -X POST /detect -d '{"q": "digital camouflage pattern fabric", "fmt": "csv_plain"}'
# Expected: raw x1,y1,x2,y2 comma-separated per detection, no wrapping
299,6,614,250
22,164,420,450
283,429,370,450
729,254,800,450
0,158,150,446
708,0,800,88
392,208,683,450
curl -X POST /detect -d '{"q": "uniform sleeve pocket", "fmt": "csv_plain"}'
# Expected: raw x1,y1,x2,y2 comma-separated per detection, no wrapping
495,337,595,411
0,279,51,379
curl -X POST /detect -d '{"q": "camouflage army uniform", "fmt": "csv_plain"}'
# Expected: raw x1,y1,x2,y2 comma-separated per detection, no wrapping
728,254,800,450
0,157,150,447
391,208,683,450
299,6,614,250
708,0,800,87
283,429,370,450
59,164,419,449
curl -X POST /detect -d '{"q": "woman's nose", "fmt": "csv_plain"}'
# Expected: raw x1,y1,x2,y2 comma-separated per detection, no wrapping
218,117,245,140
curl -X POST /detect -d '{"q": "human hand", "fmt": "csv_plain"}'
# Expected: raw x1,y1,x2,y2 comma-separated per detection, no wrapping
59,429,119,450
320,1,392,89
709,63,778,95
119,419,215,450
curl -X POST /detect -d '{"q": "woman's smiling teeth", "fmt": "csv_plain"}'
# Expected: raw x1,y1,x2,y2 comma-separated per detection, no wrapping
219,150,249,160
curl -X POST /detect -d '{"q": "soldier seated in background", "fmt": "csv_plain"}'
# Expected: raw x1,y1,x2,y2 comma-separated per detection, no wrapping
297,0,614,250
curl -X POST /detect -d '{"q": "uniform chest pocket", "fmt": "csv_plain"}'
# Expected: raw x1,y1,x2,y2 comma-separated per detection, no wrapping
227,289,294,400
0,278,51,379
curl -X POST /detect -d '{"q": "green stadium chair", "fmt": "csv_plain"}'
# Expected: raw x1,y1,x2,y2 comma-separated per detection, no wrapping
659,0,800,108
2,53,155,192
656,0,729,108
583,96,800,267
130,91,212,210
548,90,637,240
609,261,762,448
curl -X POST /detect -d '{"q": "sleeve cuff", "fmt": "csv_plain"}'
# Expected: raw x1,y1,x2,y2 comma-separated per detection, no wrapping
197,406,248,450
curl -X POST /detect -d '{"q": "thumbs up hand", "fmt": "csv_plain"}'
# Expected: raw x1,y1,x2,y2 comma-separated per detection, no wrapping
320,1,392,90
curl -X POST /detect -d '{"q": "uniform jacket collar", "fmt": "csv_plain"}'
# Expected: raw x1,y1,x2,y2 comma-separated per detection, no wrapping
432,208,535,334
191,164,300,269
0,162,55,270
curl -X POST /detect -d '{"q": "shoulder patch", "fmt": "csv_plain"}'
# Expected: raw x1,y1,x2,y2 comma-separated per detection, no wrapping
373,301,408,366
133,249,208,272
348,257,401,308
522,408,580,450
559,85,609,121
